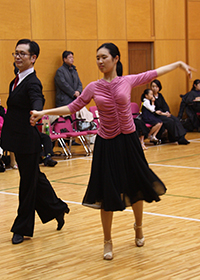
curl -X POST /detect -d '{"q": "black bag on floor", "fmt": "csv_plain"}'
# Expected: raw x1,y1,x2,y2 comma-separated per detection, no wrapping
77,121,97,131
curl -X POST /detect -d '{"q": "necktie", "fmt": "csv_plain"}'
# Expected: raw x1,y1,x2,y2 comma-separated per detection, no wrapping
13,74,19,90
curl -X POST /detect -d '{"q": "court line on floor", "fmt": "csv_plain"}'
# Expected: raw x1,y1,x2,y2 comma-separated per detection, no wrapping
0,191,200,222
54,158,200,171
150,163,200,170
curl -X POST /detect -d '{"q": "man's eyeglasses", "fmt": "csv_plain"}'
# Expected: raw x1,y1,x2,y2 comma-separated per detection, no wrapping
12,52,31,58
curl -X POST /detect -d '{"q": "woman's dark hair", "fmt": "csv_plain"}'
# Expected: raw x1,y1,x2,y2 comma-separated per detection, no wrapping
97,42,123,76
16,39,40,58
191,79,200,91
141,89,151,102
151,79,162,91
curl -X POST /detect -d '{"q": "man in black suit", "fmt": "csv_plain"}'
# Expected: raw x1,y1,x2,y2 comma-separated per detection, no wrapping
1,39,70,244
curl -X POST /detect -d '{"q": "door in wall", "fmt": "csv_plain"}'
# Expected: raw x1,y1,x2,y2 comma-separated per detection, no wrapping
128,42,153,106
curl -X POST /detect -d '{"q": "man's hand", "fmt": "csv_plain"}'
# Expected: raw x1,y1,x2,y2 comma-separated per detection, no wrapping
74,91,80,98
30,110,44,126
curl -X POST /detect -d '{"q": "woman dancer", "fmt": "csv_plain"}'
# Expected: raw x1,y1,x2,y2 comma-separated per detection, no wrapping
30,43,194,260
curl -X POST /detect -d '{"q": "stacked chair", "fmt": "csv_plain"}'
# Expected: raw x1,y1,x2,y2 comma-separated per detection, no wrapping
52,116,91,157
38,116,71,159
40,108,101,159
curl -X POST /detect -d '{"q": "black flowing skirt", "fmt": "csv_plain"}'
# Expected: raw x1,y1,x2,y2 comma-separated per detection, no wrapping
82,132,166,211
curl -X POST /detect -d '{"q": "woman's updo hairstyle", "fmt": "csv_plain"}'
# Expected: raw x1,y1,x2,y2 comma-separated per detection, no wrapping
151,79,162,91
97,43,123,76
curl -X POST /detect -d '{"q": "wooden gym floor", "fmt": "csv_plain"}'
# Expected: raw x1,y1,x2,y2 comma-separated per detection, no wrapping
0,132,200,280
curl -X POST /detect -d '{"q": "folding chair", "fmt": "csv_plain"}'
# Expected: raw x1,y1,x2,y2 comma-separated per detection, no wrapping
38,116,71,159
53,116,91,156
131,102,152,128
71,112,98,145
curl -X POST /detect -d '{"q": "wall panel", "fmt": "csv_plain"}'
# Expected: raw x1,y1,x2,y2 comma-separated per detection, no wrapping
0,0,31,39
0,41,16,95
31,0,66,39
35,40,66,93
0,94,9,108
154,40,187,114
65,0,97,39
97,0,126,40
188,40,200,89
154,0,185,39
188,1,200,39
43,90,56,109
0,0,198,115
126,0,152,40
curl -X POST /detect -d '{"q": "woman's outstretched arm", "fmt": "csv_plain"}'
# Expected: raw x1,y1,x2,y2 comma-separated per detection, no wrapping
156,61,196,79
30,105,71,126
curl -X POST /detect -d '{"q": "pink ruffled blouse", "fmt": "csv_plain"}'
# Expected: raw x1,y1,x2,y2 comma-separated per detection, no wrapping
68,70,157,139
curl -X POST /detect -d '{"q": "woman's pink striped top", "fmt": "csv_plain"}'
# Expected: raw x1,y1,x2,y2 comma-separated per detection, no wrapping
68,70,157,139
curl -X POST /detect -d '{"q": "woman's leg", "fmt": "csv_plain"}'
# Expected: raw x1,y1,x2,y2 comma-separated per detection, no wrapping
101,209,113,259
132,200,143,239
152,123,163,138
101,209,113,240
149,123,162,139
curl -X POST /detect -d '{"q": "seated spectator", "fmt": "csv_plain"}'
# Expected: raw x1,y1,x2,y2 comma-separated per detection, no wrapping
178,79,200,131
150,79,189,145
141,89,163,145
0,104,18,169
40,132,57,167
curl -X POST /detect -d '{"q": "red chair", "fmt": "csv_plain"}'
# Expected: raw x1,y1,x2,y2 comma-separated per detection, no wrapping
38,115,71,159
130,102,140,119
131,102,152,128
53,116,91,156
0,108,6,138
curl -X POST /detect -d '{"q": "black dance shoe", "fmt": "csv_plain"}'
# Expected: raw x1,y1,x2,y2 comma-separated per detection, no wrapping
12,233,24,244
56,207,70,230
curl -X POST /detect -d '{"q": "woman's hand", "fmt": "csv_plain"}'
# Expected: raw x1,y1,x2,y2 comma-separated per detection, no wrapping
165,111,171,117
194,96,200,101
155,110,162,115
179,61,196,79
30,110,44,126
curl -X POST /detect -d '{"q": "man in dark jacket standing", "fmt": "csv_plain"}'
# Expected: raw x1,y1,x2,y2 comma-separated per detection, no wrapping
54,50,82,145
55,51,82,107
1,39,69,244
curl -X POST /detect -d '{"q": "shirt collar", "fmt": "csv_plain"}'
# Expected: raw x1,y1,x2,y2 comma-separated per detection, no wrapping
18,67,34,84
